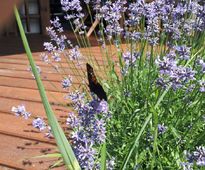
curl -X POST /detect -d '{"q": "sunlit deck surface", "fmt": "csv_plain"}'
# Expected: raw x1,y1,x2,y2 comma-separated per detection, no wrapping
0,42,122,170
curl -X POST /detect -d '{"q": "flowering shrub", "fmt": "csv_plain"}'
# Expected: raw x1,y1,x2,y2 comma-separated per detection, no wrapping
13,0,205,169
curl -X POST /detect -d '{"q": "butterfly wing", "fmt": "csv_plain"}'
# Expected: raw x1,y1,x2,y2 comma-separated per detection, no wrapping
86,63,107,101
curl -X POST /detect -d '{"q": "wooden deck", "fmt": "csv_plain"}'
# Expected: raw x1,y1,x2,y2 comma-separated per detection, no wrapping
0,46,116,169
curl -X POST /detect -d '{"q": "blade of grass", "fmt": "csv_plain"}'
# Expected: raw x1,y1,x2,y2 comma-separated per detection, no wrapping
50,159,64,169
14,6,80,170
32,153,62,159
100,143,107,170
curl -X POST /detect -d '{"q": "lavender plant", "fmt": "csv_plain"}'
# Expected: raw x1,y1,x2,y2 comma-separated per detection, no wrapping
14,0,205,169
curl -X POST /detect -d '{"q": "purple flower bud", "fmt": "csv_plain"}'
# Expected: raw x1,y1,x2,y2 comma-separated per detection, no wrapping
174,45,191,60
11,105,31,119
66,112,81,128
69,46,82,61
199,80,205,92
52,52,61,62
40,53,50,63
50,17,63,32
62,76,72,89
158,124,167,135
106,157,115,170
96,100,109,113
93,119,106,143
43,42,56,52
197,59,205,73
45,126,53,138
32,118,46,131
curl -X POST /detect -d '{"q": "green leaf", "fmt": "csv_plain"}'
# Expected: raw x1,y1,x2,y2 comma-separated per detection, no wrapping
100,143,107,170
32,153,62,159
50,159,64,169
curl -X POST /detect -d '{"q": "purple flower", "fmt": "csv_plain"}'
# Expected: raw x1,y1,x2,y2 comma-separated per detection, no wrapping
67,91,85,110
68,46,82,61
100,0,126,38
174,45,191,60
158,124,167,135
122,51,139,67
199,80,205,92
62,76,72,89
125,1,145,27
96,100,109,113
197,59,205,73
43,42,56,52
185,146,205,167
52,52,61,62
92,0,101,10
155,54,177,75
66,112,81,128
45,126,53,138
11,104,31,119
45,26,66,52
121,50,140,75
61,0,82,12
106,157,115,170
76,142,97,169
93,119,106,143
40,53,50,63
66,90,110,168
156,77,167,89
32,118,46,131
71,130,87,144
173,3,187,18
180,162,193,170
50,17,63,32
46,27,58,41
156,52,196,91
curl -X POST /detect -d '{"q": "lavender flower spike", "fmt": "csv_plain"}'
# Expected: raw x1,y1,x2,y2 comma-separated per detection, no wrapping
174,45,191,60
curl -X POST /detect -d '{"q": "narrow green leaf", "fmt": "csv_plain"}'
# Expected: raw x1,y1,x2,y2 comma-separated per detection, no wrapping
14,6,80,170
32,153,62,159
100,143,107,170
50,159,64,169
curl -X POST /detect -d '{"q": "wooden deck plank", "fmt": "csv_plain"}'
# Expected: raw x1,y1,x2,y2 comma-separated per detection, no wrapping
0,63,78,74
0,86,67,104
0,113,55,143
0,133,64,170
0,68,86,82
0,76,66,92
0,97,70,116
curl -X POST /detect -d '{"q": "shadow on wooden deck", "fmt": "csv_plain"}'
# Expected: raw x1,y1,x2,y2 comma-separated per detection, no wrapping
0,32,98,56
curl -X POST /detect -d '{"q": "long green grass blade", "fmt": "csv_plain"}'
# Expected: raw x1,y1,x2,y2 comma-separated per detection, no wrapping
100,143,107,170
32,153,62,159
14,6,80,170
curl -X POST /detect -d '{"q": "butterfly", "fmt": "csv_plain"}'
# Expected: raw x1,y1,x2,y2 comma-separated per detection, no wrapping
86,63,107,101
